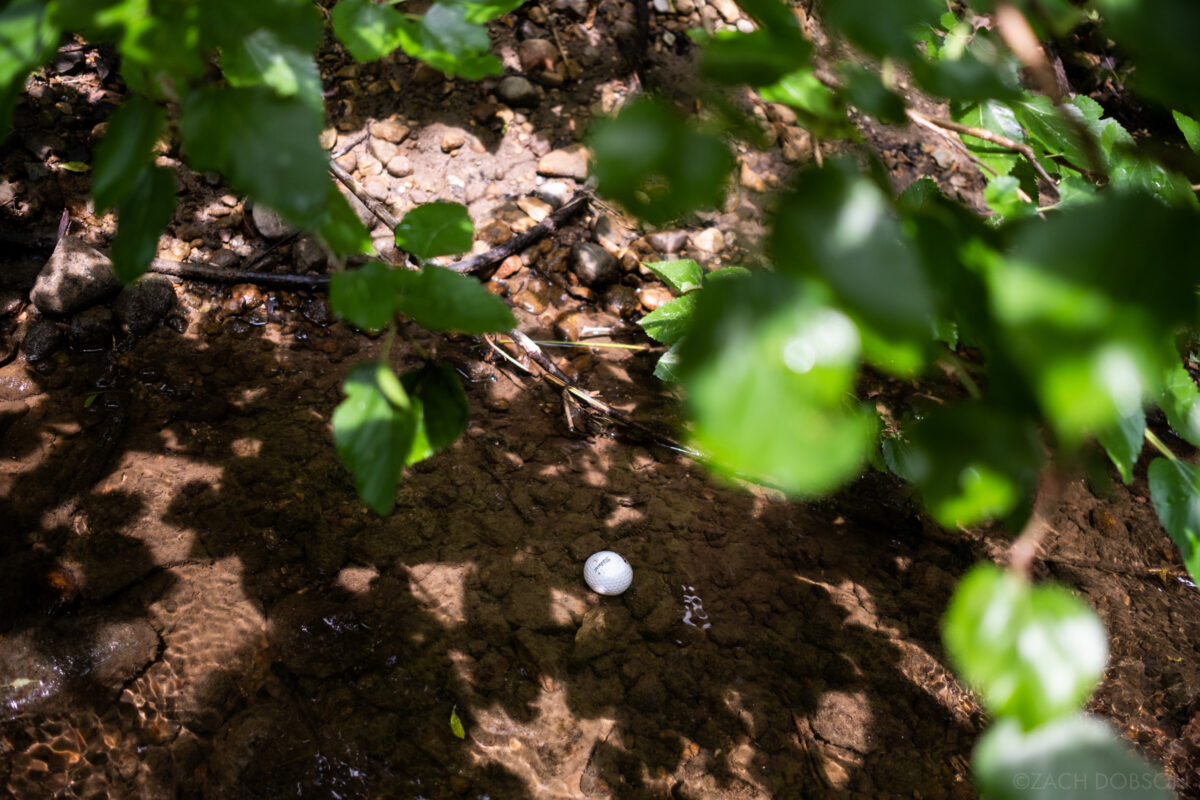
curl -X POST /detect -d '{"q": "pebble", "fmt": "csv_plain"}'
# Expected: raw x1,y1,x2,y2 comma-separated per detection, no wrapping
555,309,617,340
69,306,115,351
518,39,558,72
736,18,755,33
495,254,524,280
712,0,741,21
440,130,466,153
0,290,24,318
21,319,62,361
224,283,265,314
638,284,675,311
570,242,620,287
537,144,590,180
364,174,390,200
536,181,572,208
30,237,121,315
369,137,398,163
369,119,410,144
386,154,414,177
293,236,330,271
513,279,550,314
690,227,725,254
603,284,641,318
517,195,553,222
250,204,295,239
675,0,694,12
113,275,174,335
595,214,634,250
498,75,540,108
477,219,513,246
739,161,769,192
646,230,690,253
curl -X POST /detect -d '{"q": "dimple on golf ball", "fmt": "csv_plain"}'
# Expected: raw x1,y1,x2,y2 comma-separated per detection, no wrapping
583,551,633,596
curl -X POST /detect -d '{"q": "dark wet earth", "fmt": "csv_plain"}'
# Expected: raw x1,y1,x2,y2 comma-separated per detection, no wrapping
5,3,1200,798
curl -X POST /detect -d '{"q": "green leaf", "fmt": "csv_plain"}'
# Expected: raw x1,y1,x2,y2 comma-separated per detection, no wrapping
60,161,90,172
822,0,941,58
758,68,852,137
401,362,469,464
677,273,876,494
394,267,516,333
111,165,177,283
180,86,327,227
318,183,375,257
1094,0,1200,117
639,293,698,347
645,259,704,294
772,161,936,338
0,0,60,134
837,63,906,124
913,52,1022,103
1173,110,1200,154
330,0,406,61
92,96,166,212
590,97,734,225
394,2,502,79
333,361,416,515
1011,95,1091,171
450,706,466,739
984,175,1036,222
1158,362,1200,447
330,261,401,331
1096,406,1145,485
952,99,1025,176
944,564,1107,730
221,28,324,114
1147,457,1200,586
653,341,684,383
394,202,474,260
974,715,1173,800
458,0,527,23
899,403,1044,528
699,28,811,87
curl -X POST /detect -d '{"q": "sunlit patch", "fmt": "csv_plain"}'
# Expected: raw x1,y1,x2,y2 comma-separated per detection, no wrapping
603,504,644,529
833,180,886,250
406,562,472,626
336,565,379,596
782,309,859,374
229,437,262,458
548,588,587,626
1096,345,1142,416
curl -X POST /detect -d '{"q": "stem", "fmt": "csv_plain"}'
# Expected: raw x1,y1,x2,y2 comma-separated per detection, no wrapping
1145,428,1177,461
1009,467,1061,579
379,326,396,362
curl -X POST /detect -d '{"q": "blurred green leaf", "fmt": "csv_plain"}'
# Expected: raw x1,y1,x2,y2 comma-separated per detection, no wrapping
111,165,177,283
92,96,166,212
822,0,941,58
896,403,1044,527
1096,406,1145,485
318,183,375,257
699,29,811,87
759,68,852,137
943,563,1107,730
0,0,60,134
653,341,684,383
1094,0,1200,117
394,202,474,260
974,715,1173,800
838,63,906,124
180,86,327,226
330,0,405,61
221,28,323,113
333,361,416,515
984,175,1036,222
772,161,936,338
645,259,704,294
401,362,469,464
1147,457,1200,586
639,294,698,347
457,0,528,24
393,266,516,333
1172,110,1200,154
1158,362,1200,447
677,274,876,494
590,97,734,225
330,261,400,331
395,2,502,79
913,53,1022,103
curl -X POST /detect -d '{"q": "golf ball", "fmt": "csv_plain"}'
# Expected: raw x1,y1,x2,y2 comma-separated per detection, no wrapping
583,551,633,596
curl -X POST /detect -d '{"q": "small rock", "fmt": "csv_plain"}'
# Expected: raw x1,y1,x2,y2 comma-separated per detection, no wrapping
113,275,174,335
319,127,338,150
739,160,769,192
675,0,695,12
537,144,590,180
471,99,498,124
554,309,616,340
30,237,121,315
69,306,115,351
364,174,390,200
369,119,410,144
535,181,572,208
513,279,550,314
498,75,540,108
736,18,755,33
224,283,265,314
21,318,63,361
518,38,558,72
517,195,553,222
690,227,725,254
477,219,513,246
250,204,296,239
646,230,690,253
294,236,330,271
412,63,443,85
386,154,414,178
495,254,524,280
0,290,24,318
638,284,675,311
570,242,620,287
602,284,640,318
780,126,813,163
595,214,634,250
573,606,632,662
440,130,466,153
302,297,333,327
369,137,398,163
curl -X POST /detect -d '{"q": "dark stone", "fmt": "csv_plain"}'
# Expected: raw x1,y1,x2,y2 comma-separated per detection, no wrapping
570,242,620,287
113,275,174,335
69,306,115,351
21,318,63,361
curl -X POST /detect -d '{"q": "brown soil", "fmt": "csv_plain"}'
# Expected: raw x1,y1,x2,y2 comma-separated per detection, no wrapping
2,4,1200,800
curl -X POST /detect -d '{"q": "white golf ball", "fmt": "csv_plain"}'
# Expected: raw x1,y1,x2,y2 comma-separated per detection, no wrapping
583,551,633,596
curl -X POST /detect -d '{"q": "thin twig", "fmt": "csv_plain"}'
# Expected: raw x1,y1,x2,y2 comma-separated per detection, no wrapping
1009,468,1061,578
907,108,1059,197
332,129,370,160
328,159,400,230
439,193,589,274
